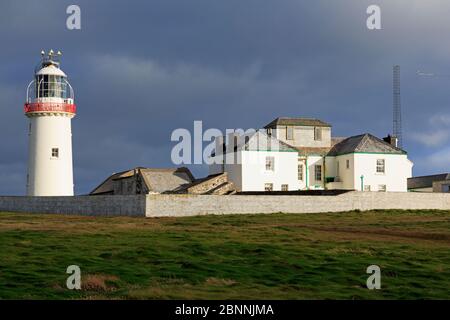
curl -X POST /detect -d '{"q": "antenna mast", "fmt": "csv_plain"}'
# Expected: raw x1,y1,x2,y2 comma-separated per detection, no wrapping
393,65,402,148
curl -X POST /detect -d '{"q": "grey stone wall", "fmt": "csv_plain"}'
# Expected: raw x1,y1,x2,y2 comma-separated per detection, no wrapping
1,192,449,218
145,192,450,217
0,195,146,216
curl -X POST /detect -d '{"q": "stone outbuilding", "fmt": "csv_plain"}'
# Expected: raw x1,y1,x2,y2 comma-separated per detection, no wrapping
408,173,450,193
90,167,236,196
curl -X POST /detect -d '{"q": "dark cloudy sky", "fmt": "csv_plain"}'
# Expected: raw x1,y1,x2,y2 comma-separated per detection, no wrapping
0,0,449,195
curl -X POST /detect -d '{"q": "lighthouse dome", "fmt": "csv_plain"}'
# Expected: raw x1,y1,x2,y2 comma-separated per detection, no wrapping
36,64,67,77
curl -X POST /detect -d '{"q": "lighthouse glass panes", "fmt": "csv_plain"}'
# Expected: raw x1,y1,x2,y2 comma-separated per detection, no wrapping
35,75,68,98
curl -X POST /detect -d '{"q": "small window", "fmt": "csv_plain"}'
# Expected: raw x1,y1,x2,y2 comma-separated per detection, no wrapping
364,185,371,192
314,127,322,141
51,148,59,158
337,161,340,176
265,156,275,171
264,183,273,192
298,164,304,181
281,184,289,191
346,159,350,169
376,159,385,174
378,185,387,192
266,128,272,137
286,126,294,140
244,136,250,151
315,165,322,181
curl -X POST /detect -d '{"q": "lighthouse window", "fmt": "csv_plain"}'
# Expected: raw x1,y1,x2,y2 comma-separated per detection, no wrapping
36,75,67,98
51,148,59,158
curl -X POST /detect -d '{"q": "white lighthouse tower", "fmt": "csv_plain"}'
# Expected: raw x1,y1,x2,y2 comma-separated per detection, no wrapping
25,50,76,196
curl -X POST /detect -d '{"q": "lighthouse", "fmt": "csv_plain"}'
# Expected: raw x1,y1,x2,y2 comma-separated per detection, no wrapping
25,50,76,196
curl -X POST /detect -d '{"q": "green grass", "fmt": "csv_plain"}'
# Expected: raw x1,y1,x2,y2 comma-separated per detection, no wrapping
0,209,449,299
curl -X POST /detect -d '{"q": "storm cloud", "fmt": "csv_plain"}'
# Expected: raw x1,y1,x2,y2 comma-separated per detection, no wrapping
0,0,449,195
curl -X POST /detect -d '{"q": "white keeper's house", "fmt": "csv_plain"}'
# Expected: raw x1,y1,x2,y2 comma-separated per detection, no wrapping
209,117,413,192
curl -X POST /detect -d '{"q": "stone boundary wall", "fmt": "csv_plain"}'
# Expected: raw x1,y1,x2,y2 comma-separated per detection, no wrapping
0,195,146,216
146,192,450,217
0,192,449,218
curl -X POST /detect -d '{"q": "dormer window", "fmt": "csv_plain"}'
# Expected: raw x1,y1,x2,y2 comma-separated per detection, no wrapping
286,126,294,140
314,127,322,141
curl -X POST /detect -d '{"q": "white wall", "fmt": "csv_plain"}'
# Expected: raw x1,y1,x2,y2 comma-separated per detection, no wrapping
306,156,324,189
241,151,300,191
353,154,412,192
334,154,356,190
27,115,74,196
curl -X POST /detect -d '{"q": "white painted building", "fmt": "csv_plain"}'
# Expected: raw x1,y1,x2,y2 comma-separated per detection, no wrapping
209,118,413,192
25,51,76,196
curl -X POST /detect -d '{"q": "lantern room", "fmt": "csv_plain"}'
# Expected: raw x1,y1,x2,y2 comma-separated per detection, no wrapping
25,50,76,115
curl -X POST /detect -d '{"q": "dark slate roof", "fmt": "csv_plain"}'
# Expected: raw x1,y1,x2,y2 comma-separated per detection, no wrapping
211,131,297,156
246,131,298,152
264,117,331,128
327,133,407,156
408,174,450,190
296,147,331,156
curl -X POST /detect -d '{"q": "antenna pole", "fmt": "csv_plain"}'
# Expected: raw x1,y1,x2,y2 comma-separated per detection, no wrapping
393,65,402,148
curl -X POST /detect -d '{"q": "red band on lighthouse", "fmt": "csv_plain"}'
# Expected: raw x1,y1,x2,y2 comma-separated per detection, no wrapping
24,102,76,115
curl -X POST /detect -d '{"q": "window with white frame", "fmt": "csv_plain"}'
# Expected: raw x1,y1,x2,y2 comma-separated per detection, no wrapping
281,184,289,191
265,156,275,171
315,165,322,181
264,183,273,192
314,127,322,141
286,126,294,140
378,184,387,192
298,163,304,181
376,159,385,174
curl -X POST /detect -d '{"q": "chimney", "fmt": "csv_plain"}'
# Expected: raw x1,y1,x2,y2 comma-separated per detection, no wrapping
383,134,398,148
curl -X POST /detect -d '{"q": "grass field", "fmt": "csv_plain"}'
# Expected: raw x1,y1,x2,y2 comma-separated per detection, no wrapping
0,210,449,300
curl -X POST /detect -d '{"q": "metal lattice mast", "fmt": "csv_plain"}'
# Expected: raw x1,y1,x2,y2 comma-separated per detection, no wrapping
393,65,402,148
